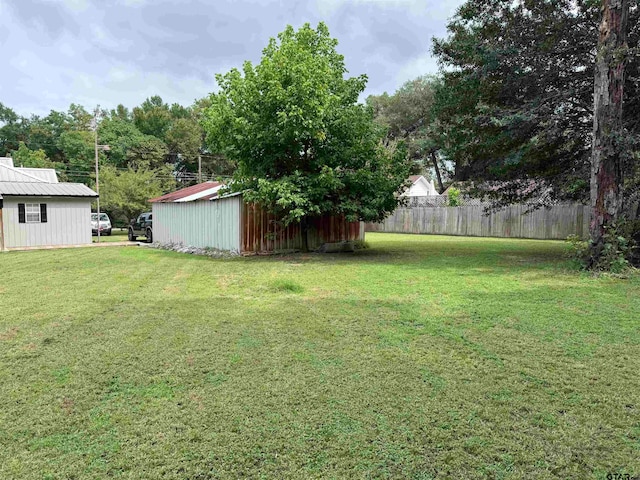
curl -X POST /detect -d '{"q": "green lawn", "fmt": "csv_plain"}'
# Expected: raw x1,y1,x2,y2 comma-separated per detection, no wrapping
92,229,133,243
0,233,638,479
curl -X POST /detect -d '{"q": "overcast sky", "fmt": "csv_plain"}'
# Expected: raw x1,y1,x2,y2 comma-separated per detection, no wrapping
0,0,464,117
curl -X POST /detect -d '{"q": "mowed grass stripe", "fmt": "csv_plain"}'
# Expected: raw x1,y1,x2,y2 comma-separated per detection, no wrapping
0,233,638,479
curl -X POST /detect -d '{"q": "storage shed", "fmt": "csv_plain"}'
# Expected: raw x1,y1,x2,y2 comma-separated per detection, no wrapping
0,158,98,250
150,182,364,254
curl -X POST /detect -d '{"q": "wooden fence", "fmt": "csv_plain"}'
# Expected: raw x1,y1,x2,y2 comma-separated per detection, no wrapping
242,203,364,253
366,203,590,240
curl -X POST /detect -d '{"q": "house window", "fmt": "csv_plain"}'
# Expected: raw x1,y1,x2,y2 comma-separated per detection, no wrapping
18,203,48,223
25,204,41,223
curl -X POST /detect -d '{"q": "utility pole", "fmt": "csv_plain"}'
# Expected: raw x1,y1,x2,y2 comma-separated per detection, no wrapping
93,107,110,244
198,154,202,183
94,107,101,243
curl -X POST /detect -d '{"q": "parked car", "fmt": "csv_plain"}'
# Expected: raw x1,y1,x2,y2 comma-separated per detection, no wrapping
129,212,153,242
91,212,112,236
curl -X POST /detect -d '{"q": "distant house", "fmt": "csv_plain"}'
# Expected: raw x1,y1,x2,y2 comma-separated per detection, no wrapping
404,175,439,197
0,157,97,250
150,181,364,254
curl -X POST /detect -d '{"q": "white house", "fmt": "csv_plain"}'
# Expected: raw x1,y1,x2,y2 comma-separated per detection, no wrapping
0,157,98,250
403,175,439,197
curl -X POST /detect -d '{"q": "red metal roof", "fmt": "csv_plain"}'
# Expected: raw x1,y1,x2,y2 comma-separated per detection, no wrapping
409,175,423,184
149,181,223,203
200,192,221,201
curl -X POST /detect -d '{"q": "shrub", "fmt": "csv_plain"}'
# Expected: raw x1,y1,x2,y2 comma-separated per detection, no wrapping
566,221,638,274
447,187,461,207
353,240,370,250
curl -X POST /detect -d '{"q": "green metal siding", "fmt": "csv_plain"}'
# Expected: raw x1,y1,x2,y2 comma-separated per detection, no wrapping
153,196,241,253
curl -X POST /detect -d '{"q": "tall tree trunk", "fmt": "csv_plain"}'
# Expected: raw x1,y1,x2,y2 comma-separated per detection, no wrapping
430,150,444,193
589,0,629,267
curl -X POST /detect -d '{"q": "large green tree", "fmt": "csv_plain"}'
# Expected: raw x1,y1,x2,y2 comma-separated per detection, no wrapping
133,96,172,140
56,130,95,184
25,110,70,163
165,117,203,173
9,142,66,179
1,99,210,187
203,22,410,237
432,0,639,207
368,76,450,192
99,163,175,227
0,102,27,156
98,116,147,168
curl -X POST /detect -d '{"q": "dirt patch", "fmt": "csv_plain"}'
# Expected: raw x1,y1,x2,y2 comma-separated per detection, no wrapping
162,285,181,295
0,327,19,341
61,397,74,415
172,270,191,281
189,392,204,411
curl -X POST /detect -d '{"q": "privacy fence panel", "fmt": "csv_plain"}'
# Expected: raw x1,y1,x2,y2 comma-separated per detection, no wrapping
366,203,590,240
242,203,365,253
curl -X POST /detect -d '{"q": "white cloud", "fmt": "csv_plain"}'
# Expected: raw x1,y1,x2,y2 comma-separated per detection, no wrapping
118,0,149,5
36,0,89,11
394,52,440,85
108,67,135,83
3,0,465,117
61,0,89,11
90,23,128,49
316,0,430,16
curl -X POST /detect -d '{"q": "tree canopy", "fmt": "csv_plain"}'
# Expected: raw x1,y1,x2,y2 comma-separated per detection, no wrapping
0,96,226,222
367,76,450,192
99,163,174,227
432,0,640,208
203,22,410,226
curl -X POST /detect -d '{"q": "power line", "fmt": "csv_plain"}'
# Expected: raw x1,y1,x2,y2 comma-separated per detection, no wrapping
59,170,232,182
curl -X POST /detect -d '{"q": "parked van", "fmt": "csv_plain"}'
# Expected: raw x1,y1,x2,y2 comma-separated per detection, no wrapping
91,212,112,236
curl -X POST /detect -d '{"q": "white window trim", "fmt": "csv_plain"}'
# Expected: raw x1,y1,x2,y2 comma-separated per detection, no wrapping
25,203,41,223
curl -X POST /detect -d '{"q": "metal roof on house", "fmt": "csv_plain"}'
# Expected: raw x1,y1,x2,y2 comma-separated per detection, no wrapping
149,181,225,203
0,182,98,197
15,167,59,183
0,163,51,183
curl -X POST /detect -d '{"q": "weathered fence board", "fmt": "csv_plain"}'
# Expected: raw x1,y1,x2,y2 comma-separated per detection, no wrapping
366,204,590,240
243,203,365,253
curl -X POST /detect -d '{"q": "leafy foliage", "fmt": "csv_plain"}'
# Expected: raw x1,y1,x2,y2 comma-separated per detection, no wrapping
204,23,411,225
567,221,638,274
133,96,173,140
0,102,27,156
99,163,174,227
56,130,95,184
432,0,640,206
125,135,169,171
165,117,202,170
447,187,461,207
1,95,215,190
367,76,450,191
10,142,67,180
97,116,149,168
